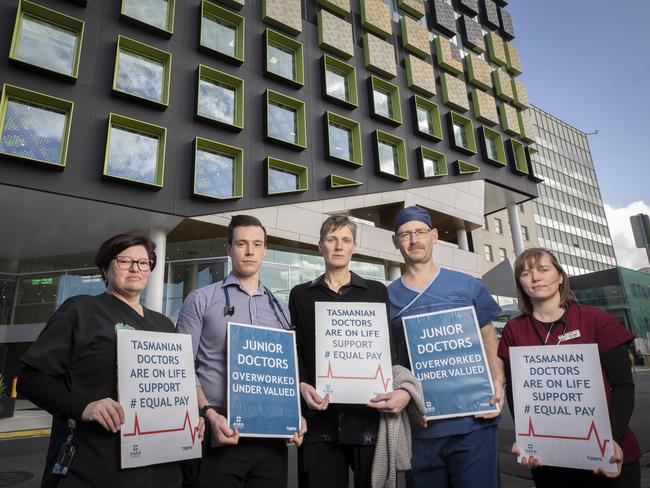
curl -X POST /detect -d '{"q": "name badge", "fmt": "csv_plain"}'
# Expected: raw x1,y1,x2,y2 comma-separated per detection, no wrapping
559,330,581,343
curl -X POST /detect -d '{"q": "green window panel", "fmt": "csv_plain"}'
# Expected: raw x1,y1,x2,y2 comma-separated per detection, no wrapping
219,0,245,9
200,1,245,64
499,103,520,136
322,55,358,108
505,42,522,76
262,0,302,36
318,9,354,60
400,16,430,59
374,130,408,181
456,159,480,174
448,111,477,154
328,174,363,189
493,69,513,102
434,36,463,75
193,137,243,200
0,84,73,168
479,126,506,166
440,72,469,112
121,0,175,37
196,64,244,131
9,0,84,81
112,36,171,108
360,0,392,39
325,112,363,167
418,146,447,178
370,76,402,125
265,29,304,87
265,90,307,150
412,96,442,141
511,78,529,109
518,109,537,143
363,33,397,79
103,113,166,188
405,55,436,97
317,0,350,17
471,89,498,126
486,31,506,67
397,0,425,19
466,53,492,90
266,157,308,195
507,139,529,175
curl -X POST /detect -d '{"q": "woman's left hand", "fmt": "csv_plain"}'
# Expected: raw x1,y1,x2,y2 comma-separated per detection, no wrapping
594,441,623,478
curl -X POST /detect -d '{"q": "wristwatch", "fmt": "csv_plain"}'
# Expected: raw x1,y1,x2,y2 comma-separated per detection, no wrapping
199,405,225,418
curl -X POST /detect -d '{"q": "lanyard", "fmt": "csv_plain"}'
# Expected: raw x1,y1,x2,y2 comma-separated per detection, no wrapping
529,313,569,346
223,284,291,329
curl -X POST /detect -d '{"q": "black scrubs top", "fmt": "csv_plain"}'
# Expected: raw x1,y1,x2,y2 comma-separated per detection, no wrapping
19,293,183,488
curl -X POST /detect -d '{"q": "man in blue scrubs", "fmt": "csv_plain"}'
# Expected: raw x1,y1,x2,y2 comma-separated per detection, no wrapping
388,206,504,488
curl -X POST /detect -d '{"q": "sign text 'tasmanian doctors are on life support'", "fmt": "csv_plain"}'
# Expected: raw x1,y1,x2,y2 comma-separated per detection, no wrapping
315,302,393,404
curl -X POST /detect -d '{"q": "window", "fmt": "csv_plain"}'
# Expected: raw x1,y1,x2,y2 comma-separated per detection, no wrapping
322,55,358,108
521,225,529,241
498,247,507,262
113,36,171,107
0,84,73,168
479,127,506,166
412,96,442,141
370,76,402,125
193,137,243,200
200,1,245,64
418,147,447,178
9,0,84,80
266,157,308,195
484,244,493,262
121,0,175,36
265,90,307,150
196,65,244,130
265,29,304,87
325,112,363,167
518,203,525,213
448,112,476,154
103,113,166,188
484,217,489,230
494,218,503,234
508,139,530,174
374,130,408,180
328,174,363,189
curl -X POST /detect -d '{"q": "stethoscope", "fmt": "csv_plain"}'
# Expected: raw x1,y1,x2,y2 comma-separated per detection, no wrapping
223,284,292,330
529,312,569,345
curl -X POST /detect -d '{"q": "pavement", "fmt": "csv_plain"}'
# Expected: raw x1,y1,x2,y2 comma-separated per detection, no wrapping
1,368,649,487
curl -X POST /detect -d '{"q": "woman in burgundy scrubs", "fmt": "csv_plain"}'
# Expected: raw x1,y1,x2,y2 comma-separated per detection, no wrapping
498,248,640,488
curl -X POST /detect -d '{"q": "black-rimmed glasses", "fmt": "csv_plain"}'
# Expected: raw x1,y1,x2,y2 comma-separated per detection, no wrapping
113,256,153,271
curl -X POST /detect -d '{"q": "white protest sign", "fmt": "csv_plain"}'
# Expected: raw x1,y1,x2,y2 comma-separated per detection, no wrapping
511,344,616,472
315,302,393,404
117,329,201,469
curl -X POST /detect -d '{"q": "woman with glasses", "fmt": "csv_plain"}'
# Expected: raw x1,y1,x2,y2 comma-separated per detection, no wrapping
498,248,640,487
19,231,198,488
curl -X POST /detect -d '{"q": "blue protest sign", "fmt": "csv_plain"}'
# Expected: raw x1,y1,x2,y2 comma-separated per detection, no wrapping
402,306,498,419
227,322,301,438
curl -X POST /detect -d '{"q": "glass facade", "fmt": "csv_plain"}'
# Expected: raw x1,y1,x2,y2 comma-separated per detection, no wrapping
105,125,160,185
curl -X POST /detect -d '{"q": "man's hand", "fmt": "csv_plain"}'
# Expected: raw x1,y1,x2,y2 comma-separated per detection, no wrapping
289,416,307,447
81,398,124,433
300,383,329,411
367,389,411,415
512,442,543,467
594,441,622,478
196,416,206,441
475,382,504,419
206,409,239,446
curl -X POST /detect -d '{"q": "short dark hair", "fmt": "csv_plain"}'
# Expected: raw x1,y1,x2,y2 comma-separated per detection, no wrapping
227,215,267,245
95,231,157,284
320,214,357,243
513,247,576,315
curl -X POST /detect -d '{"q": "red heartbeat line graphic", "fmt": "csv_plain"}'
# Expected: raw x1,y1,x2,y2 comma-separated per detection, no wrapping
518,417,610,457
124,410,200,445
318,361,392,392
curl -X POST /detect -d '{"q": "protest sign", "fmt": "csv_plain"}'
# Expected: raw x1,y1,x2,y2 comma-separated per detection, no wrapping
402,306,498,419
227,322,300,438
511,344,616,471
117,329,201,469
315,302,393,404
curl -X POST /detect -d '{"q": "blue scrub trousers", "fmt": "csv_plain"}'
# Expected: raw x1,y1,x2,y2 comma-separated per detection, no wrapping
406,425,501,488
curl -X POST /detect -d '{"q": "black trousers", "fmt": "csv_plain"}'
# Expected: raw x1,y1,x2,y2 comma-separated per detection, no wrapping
531,461,641,488
298,442,375,488
199,438,287,488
